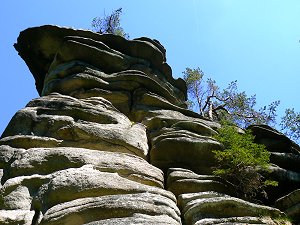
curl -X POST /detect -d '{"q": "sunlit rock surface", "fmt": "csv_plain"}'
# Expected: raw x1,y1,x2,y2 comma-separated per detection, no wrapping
0,25,298,224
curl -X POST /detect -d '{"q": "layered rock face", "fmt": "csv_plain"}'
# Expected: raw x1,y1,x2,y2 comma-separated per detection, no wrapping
0,25,299,224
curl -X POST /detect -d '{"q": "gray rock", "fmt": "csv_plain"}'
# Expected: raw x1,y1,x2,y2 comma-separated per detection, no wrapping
46,36,143,76
14,25,186,101
248,125,300,153
178,191,229,210
275,189,300,221
40,193,181,225
0,210,36,225
182,196,284,225
263,164,300,202
35,165,175,211
150,130,222,174
8,147,164,188
270,152,300,173
71,88,131,115
179,192,290,224
83,213,180,225
0,135,62,149
275,189,300,210
8,24,297,225
42,63,184,107
0,169,3,189
0,145,25,168
1,165,174,212
171,120,218,136
167,169,233,197
2,94,149,159
194,216,288,225
132,89,190,116
269,164,300,184
1,185,32,210
0,174,48,210
133,37,166,60
138,109,221,131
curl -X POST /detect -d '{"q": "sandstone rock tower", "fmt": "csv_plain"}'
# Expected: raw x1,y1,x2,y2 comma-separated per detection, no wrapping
0,25,299,224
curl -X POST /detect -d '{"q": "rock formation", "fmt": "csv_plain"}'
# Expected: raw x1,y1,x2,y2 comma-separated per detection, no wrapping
0,25,299,224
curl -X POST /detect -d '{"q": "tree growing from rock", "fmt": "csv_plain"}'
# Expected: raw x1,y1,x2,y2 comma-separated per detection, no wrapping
183,67,280,128
281,108,300,142
213,124,278,202
91,8,129,39
183,67,300,144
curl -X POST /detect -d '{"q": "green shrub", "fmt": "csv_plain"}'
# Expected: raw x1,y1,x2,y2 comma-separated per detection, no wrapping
213,125,277,202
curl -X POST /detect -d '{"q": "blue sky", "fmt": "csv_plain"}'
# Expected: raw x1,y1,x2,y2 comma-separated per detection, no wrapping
1,0,300,135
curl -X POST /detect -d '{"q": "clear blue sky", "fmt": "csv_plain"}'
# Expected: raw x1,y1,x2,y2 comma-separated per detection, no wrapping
1,0,300,135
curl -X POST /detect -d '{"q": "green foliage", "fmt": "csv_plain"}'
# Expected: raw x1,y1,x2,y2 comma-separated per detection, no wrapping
183,67,204,89
218,81,280,127
183,67,218,118
260,216,293,225
183,67,300,144
213,125,277,201
280,108,300,143
183,67,280,128
91,8,129,39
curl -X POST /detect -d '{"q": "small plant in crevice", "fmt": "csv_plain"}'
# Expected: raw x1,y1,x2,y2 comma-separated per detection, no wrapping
212,124,278,202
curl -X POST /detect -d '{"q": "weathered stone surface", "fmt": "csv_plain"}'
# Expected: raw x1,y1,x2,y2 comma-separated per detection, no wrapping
42,62,183,108
83,213,180,225
275,189,300,221
71,88,131,115
0,145,25,168
177,191,230,210
2,93,148,158
133,101,210,122
0,169,3,189
0,135,62,149
0,210,36,225
132,90,194,117
261,163,300,203
14,25,186,104
247,125,300,207
270,152,300,173
1,165,175,211
0,174,47,210
3,24,297,224
7,147,164,187
178,192,290,224
39,193,180,225
180,194,283,225
248,124,300,154
194,216,291,225
1,166,179,224
167,168,234,197
1,184,32,210
269,164,300,184
139,108,220,131
150,130,222,174
171,120,218,137
275,189,300,210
